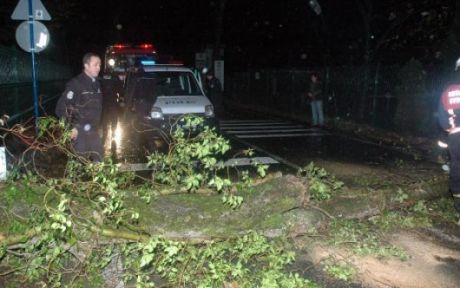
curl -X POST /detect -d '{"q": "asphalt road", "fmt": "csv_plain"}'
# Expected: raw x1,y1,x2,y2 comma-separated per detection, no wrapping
104,111,426,174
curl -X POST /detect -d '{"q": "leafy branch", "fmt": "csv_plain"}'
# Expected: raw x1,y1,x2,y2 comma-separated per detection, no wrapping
0,115,308,287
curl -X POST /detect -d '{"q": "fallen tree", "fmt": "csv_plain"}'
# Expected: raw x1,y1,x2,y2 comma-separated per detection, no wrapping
0,116,450,287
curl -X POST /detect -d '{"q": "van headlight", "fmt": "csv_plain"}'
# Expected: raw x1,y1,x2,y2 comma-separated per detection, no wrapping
150,107,164,119
205,105,214,117
438,140,448,148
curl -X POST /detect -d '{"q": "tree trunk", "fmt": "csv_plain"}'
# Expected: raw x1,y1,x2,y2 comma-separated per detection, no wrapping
354,0,373,119
440,0,460,70
214,0,227,61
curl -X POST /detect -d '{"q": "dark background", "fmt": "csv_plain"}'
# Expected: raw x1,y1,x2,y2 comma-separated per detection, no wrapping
0,0,456,72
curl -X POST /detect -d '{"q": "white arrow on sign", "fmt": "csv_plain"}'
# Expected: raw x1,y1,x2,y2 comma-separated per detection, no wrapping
15,20,50,53
11,0,51,21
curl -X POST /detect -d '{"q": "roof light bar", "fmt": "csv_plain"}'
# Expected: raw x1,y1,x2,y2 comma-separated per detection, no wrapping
141,60,156,65
139,43,153,49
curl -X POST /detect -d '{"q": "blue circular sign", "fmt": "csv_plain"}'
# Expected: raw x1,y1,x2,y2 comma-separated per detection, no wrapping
15,20,50,53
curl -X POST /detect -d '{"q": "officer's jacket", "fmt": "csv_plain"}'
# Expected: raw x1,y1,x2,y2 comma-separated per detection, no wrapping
308,80,323,101
438,83,460,130
204,77,222,95
56,72,102,132
101,74,124,110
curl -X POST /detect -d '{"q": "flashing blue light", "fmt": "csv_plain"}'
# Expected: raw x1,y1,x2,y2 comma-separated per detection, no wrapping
141,60,156,65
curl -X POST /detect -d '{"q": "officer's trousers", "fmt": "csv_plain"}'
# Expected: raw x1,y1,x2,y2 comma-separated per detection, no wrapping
73,130,103,162
448,132,460,213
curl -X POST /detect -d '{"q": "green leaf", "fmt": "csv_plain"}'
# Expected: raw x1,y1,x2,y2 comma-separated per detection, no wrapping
165,245,180,257
140,253,154,268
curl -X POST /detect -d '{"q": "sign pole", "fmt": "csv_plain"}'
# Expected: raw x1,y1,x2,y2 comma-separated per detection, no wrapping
12,0,51,126
27,0,39,126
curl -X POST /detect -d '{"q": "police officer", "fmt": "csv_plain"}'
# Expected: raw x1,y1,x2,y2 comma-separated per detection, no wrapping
56,52,103,162
203,70,223,116
101,71,126,143
438,57,460,222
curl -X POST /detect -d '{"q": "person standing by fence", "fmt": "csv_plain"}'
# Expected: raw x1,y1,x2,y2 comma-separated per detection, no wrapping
307,72,324,127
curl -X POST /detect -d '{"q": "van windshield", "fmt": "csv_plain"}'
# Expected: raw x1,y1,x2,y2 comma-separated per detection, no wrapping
135,71,203,97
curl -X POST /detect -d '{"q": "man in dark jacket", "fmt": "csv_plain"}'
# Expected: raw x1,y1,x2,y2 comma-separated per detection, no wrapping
307,72,324,127
438,58,460,222
203,71,223,117
56,52,103,161
101,71,126,143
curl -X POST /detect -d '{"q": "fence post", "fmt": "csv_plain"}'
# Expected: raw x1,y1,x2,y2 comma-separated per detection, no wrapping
325,66,330,117
372,62,380,125
0,147,7,181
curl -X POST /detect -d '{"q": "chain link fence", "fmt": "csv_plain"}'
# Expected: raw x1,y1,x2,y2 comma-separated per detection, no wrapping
0,46,71,122
226,63,438,134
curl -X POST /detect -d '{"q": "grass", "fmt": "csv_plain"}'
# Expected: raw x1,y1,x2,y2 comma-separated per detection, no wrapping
323,258,356,282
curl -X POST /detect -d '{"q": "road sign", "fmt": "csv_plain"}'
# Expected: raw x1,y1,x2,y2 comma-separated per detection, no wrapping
11,0,52,127
195,53,207,69
15,20,49,53
11,0,51,21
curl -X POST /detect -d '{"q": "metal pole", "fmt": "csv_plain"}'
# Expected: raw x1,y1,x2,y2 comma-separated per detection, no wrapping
372,62,380,125
28,0,39,127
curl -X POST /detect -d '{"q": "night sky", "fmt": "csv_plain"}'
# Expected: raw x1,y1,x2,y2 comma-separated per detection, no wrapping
0,0,455,71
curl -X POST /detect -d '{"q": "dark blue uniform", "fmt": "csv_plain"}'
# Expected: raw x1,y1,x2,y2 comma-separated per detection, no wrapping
101,74,124,142
438,84,460,215
56,72,103,161
204,76,223,116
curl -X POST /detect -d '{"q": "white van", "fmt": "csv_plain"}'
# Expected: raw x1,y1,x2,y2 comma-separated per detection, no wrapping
125,64,215,138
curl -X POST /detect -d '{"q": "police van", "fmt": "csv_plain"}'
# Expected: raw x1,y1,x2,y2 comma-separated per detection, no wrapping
104,43,158,73
125,64,215,139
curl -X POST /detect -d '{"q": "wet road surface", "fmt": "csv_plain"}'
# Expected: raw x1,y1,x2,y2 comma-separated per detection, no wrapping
101,114,432,173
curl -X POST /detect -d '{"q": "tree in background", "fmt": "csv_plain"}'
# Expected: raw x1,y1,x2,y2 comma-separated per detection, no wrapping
394,59,432,135
350,0,453,119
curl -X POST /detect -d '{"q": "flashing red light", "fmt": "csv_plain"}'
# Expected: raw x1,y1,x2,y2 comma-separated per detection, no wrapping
139,43,154,49
113,43,129,49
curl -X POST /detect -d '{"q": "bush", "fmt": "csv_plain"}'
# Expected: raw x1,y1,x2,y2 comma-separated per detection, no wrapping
394,58,435,135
